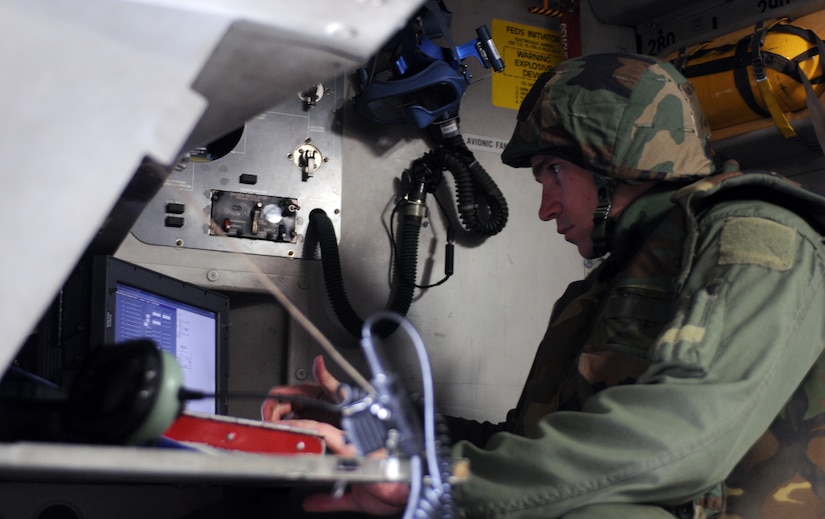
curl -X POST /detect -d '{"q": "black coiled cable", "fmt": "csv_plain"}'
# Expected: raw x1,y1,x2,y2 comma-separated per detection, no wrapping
309,122,507,339
433,134,508,237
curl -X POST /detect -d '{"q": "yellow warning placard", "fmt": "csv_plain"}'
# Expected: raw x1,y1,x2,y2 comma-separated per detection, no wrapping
492,19,563,110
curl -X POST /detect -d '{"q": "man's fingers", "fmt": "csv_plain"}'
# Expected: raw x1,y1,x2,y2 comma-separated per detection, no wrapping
261,384,321,421
260,399,291,422
301,491,400,515
302,483,409,515
312,355,342,399
302,491,367,514
280,419,355,455
278,417,411,516
260,357,343,423
261,388,294,421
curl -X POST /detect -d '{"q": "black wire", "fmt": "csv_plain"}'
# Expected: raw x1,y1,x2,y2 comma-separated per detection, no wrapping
178,388,343,414
389,190,454,289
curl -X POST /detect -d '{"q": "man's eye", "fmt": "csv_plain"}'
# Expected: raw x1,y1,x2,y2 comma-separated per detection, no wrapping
550,163,560,177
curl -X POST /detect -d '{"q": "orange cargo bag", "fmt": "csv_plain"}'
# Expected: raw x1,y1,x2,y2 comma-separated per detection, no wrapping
671,21,825,139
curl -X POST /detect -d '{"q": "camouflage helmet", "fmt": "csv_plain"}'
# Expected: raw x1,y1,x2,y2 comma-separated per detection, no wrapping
501,53,715,181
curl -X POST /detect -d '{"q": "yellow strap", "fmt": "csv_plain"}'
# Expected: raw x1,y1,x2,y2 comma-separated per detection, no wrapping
756,75,798,139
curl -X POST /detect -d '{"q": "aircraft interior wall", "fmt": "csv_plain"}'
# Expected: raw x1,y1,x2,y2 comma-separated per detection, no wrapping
116,0,591,424
5,0,825,516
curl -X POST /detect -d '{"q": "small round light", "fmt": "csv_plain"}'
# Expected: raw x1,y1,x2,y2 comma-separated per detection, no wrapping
262,204,283,224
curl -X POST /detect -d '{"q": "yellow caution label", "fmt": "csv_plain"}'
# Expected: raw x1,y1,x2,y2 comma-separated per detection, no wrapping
491,19,563,110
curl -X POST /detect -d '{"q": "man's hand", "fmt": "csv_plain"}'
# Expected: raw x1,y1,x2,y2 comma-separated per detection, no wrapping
261,355,341,423
282,418,410,516
263,356,410,515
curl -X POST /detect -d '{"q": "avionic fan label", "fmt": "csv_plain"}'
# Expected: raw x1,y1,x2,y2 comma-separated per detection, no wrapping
463,134,510,154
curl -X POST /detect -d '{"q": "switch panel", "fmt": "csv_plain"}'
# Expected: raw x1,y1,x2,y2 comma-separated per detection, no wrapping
128,76,343,262
210,191,299,243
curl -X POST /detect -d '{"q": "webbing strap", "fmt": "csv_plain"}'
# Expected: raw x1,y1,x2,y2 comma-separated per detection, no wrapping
590,176,615,258
751,22,825,154
676,20,825,155
735,36,770,118
751,22,799,139
798,29,825,155
755,74,799,138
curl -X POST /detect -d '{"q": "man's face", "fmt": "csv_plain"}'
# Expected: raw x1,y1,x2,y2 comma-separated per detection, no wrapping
531,155,599,258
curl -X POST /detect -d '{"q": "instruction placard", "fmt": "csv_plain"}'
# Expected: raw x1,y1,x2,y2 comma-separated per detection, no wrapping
492,19,563,110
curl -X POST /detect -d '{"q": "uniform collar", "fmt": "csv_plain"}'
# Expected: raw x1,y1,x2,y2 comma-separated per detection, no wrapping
608,184,681,262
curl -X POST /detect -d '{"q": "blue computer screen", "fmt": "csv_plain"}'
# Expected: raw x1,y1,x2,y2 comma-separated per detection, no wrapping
113,283,217,414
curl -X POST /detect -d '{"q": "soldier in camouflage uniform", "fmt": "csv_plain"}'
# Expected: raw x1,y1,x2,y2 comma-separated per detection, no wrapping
263,53,825,518
444,53,825,518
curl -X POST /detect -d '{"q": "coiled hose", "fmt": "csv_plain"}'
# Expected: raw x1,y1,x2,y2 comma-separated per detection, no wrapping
309,208,420,339
310,133,507,339
436,134,508,237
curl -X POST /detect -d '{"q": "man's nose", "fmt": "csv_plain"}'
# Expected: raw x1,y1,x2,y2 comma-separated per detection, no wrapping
538,198,561,221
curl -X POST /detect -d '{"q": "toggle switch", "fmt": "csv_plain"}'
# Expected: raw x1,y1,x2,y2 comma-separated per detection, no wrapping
290,141,324,181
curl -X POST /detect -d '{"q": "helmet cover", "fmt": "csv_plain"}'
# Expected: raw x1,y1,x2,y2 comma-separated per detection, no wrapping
501,53,715,182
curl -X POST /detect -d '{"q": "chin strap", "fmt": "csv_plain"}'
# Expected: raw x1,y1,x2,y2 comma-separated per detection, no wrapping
590,175,616,258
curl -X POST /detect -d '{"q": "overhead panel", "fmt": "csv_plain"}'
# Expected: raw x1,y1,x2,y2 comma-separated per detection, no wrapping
589,0,824,56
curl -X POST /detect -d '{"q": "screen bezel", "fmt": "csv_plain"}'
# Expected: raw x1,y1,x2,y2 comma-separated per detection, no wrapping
90,256,230,415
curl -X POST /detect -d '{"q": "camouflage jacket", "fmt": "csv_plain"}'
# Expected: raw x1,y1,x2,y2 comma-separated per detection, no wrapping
449,170,825,518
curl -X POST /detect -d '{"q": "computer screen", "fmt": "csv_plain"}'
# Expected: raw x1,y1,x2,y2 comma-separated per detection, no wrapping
92,256,230,415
